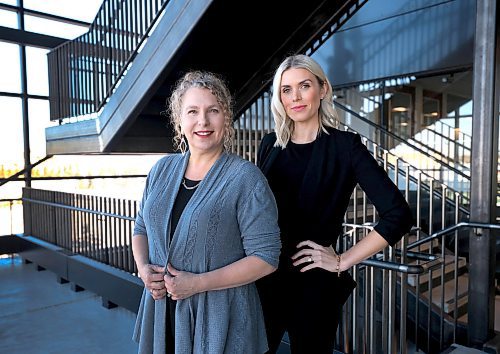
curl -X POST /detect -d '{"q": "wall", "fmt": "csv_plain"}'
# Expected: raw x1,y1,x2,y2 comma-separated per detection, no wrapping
313,0,475,86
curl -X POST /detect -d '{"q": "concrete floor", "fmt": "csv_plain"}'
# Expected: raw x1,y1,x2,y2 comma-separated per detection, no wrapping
0,255,138,354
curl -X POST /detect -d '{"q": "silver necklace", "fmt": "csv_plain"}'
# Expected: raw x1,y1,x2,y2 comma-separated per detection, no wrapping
182,178,201,190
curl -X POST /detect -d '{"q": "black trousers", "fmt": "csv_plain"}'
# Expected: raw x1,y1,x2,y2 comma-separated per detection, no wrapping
165,298,177,353
257,268,343,354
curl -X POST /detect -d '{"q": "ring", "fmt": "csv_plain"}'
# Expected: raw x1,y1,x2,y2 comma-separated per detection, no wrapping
167,292,172,298
308,256,313,263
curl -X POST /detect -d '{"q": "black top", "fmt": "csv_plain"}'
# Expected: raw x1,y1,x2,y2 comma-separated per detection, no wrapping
258,128,413,261
267,140,315,253
170,178,200,242
167,177,201,345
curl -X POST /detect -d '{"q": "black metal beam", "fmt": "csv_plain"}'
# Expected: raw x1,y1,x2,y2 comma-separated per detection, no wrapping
0,3,90,27
18,5,31,188
0,26,67,49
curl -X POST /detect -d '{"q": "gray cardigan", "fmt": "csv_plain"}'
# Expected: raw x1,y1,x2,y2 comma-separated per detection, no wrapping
132,152,281,354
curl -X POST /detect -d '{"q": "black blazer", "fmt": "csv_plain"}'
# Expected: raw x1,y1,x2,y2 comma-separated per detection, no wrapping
258,128,413,248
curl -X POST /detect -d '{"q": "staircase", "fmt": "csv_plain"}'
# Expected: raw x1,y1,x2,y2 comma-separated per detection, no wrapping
45,0,369,154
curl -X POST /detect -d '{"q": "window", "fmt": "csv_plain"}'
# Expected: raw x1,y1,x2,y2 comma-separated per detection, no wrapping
28,99,57,161
0,8,18,29
0,41,21,93
26,47,49,96
24,15,89,39
0,96,24,170
23,0,103,22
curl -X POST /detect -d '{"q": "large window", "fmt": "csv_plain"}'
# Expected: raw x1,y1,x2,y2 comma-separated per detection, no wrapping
0,0,162,236
24,15,89,39
23,0,102,22
26,47,49,96
0,41,21,93
0,96,24,167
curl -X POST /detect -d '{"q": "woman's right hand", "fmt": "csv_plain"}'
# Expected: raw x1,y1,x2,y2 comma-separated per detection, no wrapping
138,264,167,300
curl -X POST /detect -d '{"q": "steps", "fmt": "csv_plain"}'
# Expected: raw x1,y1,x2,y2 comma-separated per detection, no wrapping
407,255,467,292
406,237,469,320
440,343,485,353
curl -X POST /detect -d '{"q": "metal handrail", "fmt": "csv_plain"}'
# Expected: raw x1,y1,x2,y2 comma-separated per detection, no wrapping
361,257,442,274
4,174,146,182
435,119,472,142
22,197,135,221
408,221,500,250
342,223,443,274
342,222,500,274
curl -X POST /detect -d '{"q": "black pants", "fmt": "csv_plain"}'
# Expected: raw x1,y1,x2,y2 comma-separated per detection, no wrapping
165,298,177,353
257,268,343,354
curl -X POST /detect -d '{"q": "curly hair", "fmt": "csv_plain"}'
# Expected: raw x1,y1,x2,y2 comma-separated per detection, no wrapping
271,54,338,148
168,70,234,153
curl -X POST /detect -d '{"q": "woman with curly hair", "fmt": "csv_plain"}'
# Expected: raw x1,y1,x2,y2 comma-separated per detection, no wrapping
132,70,281,354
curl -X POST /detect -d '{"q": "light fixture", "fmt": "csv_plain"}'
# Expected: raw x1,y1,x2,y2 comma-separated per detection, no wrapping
392,106,408,112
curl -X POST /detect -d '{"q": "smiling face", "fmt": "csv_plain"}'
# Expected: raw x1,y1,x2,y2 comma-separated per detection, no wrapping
279,67,325,126
180,87,226,156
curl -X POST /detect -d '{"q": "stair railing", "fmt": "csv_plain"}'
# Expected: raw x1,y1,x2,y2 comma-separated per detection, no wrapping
339,221,500,353
47,0,170,121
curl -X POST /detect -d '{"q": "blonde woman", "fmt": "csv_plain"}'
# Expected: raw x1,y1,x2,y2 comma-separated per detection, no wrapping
132,71,281,353
256,54,413,353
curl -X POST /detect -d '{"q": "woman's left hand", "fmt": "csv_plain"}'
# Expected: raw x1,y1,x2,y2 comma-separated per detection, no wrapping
291,240,340,273
164,263,201,300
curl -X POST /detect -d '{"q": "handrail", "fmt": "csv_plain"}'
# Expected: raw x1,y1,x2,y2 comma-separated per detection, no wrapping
360,257,442,274
22,197,135,221
4,174,146,182
342,223,443,274
408,221,500,250
0,155,52,188
435,118,472,141
413,126,470,155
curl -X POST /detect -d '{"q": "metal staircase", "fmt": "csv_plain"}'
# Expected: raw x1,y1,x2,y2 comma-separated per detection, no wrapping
45,0,369,154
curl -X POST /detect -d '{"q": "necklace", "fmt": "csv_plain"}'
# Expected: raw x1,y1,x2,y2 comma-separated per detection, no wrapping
182,178,201,190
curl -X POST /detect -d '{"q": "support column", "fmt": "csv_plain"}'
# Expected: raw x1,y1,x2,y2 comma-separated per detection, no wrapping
468,0,499,348
18,0,31,187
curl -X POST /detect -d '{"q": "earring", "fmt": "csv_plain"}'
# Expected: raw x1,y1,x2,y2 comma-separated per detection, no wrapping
179,134,188,155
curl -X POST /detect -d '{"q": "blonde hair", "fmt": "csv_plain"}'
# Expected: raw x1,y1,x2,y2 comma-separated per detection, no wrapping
271,54,338,147
168,70,234,153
